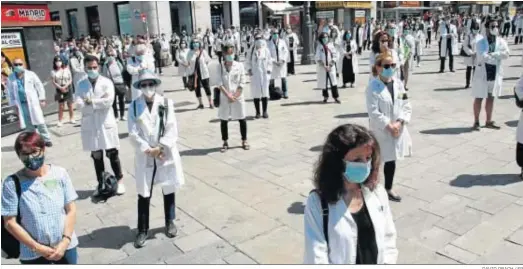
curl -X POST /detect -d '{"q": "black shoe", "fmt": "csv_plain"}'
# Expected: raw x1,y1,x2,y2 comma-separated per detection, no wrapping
387,192,402,202
485,121,501,130
262,112,269,119
283,95,289,99
44,141,53,147
220,142,229,153
323,98,328,103
465,84,470,89
134,232,148,248
334,99,341,104
197,104,204,109
450,70,455,73
165,221,178,238
350,84,354,88
342,84,346,88
472,122,480,131
439,70,444,73
255,113,261,119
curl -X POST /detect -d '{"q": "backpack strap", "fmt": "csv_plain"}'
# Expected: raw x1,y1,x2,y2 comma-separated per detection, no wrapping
133,100,137,119
11,174,22,220
309,189,329,249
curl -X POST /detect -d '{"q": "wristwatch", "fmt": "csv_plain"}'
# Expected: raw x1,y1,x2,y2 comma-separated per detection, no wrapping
62,235,72,242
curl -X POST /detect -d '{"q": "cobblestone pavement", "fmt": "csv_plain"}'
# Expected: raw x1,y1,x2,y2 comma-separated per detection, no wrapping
2,41,523,264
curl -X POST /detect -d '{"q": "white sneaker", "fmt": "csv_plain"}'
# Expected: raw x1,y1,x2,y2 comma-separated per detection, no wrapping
120,117,127,121
116,183,126,195
70,119,77,124
57,121,63,127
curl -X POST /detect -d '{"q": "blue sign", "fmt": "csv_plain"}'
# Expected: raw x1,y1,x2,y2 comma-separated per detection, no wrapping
134,9,141,20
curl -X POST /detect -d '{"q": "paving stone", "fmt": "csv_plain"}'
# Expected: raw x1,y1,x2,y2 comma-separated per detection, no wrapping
476,241,523,264
451,221,510,256
396,238,440,264
435,207,491,236
237,226,303,264
422,193,472,218
416,226,459,252
165,241,236,264
252,191,306,234
175,229,224,253
223,251,258,264
117,240,182,264
437,244,479,264
468,191,518,214
389,195,429,221
394,209,442,240
507,227,523,246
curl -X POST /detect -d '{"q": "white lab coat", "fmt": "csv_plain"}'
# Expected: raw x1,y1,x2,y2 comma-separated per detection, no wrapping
6,71,46,128
353,26,364,47
126,56,155,100
268,39,289,79
363,23,374,43
515,76,523,143
69,56,86,89
284,32,300,62
75,75,120,152
333,38,344,75
366,77,412,162
128,94,185,197
340,40,359,75
414,30,425,56
303,184,398,264
187,49,211,80
203,33,214,51
176,48,191,77
315,42,338,89
403,35,415,74
245,45,272,99
209,61,247,121
462,33,482,67
471,36,510,99
439,23,459,57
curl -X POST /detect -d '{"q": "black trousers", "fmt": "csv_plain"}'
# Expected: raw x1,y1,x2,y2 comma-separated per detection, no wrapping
517,143,523,169
516,29,523,45
512,24,516,36
439,37,453,71
503,22,511,38
91,149,123,183
384,161,396,190
426,30,432,46
208,46,212,58
287,52,295,75
322,73,339,99
466,66,475,86
137,193,175,233
154,56,162,74
357,46,362,55
253,97,268,115
112,92,125,119
195,78,211,98
182,76,188,89
221,119,247,141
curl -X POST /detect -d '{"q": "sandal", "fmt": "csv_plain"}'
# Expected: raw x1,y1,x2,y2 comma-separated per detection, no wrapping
220,142,229,153
242,141,250,150
485,121,501,130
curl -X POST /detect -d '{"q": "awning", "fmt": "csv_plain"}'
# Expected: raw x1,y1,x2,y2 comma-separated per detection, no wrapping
263,2,293,14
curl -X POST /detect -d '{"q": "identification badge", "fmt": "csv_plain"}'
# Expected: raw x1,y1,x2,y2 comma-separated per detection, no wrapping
43,179,59,190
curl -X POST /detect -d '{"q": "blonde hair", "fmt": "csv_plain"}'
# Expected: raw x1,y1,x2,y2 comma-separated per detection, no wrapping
371,52,393,77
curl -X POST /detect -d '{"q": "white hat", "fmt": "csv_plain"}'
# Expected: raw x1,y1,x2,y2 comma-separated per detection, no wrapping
133,70,161,89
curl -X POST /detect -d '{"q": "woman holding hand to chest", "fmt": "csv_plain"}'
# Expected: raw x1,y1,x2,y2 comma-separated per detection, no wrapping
365,53,412,202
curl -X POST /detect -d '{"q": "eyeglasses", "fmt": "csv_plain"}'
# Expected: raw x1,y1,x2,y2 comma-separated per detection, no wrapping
380,63,396,69
140,82,156,88
86,66,98,70
13,63,24,66
19,148,42,160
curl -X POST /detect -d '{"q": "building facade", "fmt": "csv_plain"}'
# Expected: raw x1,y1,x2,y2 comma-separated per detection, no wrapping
313,1,377,30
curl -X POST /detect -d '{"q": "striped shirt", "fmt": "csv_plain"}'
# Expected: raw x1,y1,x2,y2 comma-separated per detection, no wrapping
1,165,79,261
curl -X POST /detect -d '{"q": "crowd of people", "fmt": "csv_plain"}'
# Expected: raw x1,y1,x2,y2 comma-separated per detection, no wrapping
1,8,522,265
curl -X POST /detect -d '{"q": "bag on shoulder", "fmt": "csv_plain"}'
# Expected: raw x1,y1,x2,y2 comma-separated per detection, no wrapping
1,174,22,259
96,171,118,200
309,190,329,248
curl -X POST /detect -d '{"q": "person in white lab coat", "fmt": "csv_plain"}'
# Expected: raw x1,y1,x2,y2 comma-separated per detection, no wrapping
515,12,523,45
304,123,398,264
127,71,184,248
366,52,412,202
463,21,482,89
284,27,299,75
401,26,415,90
246,34,272,119
203,29,214,58
316,32,340,103
75,55,125,196
268,30,289,99
363,19,375,51
514,75,523,178
126,44,155,100
471,19,509,131
6,58,53,147
331,29,344,78
341,30,359,88
187,38,214,109
176,40,190,90
354,22,364,55
424,17,433,48
438,17,458,73
370,31,402,82
413,24,425,67
209,44,249,153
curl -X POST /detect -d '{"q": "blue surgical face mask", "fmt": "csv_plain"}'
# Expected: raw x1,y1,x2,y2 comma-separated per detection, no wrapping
22,155,45,171
321,37,329,44
87,70,99,79
346,33,352,39
193,43,200,49
472,29,479,34
381,67,395,79
224,54,234,62
136,55,143,61
272,34,278,39
344,160,372,184
388,29,397,36
13,66,25,73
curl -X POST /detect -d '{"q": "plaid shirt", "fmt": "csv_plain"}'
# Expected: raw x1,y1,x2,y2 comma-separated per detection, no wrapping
1,165,79,261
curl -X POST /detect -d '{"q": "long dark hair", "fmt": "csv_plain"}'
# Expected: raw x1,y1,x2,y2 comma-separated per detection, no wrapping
313,124,381,204
52,56,63,71
371,31,391,54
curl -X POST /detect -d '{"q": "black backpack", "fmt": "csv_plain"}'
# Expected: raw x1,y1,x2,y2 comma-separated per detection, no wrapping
96,171,118,201
1,174,22,259
269,80,283,101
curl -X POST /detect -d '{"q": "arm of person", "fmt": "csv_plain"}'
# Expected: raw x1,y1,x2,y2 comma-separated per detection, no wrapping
51,71,61,89
91,79,115,110
365,84,391,130
266,48,273,72
397,81,412,124
463,36,473,55
127,101,152,153
493,40,510,60
303,192,330,264
233,64,246,98
126,59,140,75
376,186,399,264
158,98,179,149
63,69,73,89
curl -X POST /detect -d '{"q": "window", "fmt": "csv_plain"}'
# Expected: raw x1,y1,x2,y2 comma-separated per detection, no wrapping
170,1,193,34
85,6,101,37
239,1,258,28
50,11,62,40
66,9,79,38
114,2,133,35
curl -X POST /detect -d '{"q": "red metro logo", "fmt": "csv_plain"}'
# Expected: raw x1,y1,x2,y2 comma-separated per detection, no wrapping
1,5,51,22
17,8,47,21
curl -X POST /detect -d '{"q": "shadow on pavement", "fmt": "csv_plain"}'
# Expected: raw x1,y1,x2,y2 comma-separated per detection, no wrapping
419,127,473,135
303,79,316,83
434,86,466,91
118,133,129,139
209,116,255,123
175,107,199,113
300,71,317,75
414,70,445,75
334,112,368,119
510,65,522,68
499,94,514,99
287,202,305,214
450,174,521,188
76,190,93,201
281,101,325,107
309,145,322,152
506,120,518,127
78,226,165,250
180,147,223,156
504,77,519,81
1,146,15,152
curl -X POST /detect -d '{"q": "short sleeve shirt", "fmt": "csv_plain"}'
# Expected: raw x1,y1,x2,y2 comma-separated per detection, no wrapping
1,165,79,260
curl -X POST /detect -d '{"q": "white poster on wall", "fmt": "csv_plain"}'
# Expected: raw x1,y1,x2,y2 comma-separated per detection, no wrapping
355,10,366,18
1,32,22,48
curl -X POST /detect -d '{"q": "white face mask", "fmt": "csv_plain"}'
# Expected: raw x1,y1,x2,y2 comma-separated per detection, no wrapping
142,86,156,98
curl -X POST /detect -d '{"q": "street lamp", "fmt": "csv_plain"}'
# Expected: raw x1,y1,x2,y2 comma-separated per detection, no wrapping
301,1,315,65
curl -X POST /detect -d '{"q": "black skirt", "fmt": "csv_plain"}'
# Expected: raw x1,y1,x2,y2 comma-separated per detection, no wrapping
342,56,355,84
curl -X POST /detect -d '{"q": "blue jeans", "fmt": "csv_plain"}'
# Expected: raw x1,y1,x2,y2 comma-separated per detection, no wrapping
20,247,78,264
20,102,52,142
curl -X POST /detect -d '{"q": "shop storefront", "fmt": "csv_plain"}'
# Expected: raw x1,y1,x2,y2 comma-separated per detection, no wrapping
314,1,373,29
1,3,60,137
378,1,434,21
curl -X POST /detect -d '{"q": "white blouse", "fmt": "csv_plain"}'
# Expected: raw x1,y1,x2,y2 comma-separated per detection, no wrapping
51,68,72,87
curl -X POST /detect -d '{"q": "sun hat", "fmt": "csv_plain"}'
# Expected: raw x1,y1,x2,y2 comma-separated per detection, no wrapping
132,70,161,89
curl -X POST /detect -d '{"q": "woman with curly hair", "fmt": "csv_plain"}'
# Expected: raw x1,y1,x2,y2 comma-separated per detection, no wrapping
304,123,398,264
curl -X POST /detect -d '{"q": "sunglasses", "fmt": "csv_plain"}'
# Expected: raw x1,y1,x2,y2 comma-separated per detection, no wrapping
380,63,397,69
19,148,43,160
140,82,156,88
86,66,98,70
13,63,24,66
380,40,389,43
